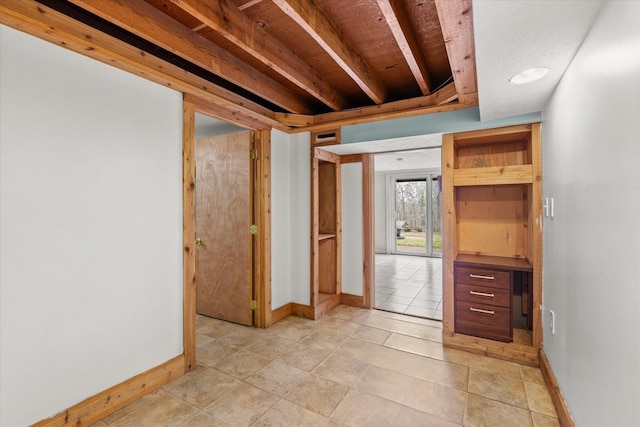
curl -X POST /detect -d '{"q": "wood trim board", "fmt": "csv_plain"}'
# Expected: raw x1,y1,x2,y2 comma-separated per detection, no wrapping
314,293,342,319
540,350,575,427
453,165,533,186
361,154,374,309
32,356,185,427
530,123,543,350
255,130,273,328
271,303,292,324
341,293,366,308
441,133,456,337
443,333,539,367
182,100,197,372
310,150,320,308
291,303,315,320
334,160,342,297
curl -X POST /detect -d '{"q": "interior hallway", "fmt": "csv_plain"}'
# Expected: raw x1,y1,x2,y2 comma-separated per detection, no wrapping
90,306,558,426
375,254,443,320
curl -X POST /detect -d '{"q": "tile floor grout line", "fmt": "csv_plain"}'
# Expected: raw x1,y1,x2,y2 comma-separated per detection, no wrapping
110,306,560,426
466,388,532,412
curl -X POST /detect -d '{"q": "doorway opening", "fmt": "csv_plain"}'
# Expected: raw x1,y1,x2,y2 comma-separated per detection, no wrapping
374,148,443,320
393,175,442,257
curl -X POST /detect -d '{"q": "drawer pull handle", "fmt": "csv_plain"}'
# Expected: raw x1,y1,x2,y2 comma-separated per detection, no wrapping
469,274,495,280
470,290,495,298
470,307,495,315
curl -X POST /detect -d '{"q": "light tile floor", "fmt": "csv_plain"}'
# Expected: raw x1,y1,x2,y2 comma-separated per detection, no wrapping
91,306,559,426
375,254,443,320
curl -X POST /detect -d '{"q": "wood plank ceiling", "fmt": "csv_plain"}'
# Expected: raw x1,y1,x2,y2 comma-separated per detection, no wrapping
1,0,478,130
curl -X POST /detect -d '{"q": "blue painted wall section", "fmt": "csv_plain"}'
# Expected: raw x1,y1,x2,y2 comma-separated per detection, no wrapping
341,106,542,144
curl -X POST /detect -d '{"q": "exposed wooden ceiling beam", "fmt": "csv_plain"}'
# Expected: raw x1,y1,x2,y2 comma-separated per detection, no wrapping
272,0,387,105
0,0,280,130
434,0,478,104
376,0,432,95
68,0,311,114
238,0,264,10
170,0,348,111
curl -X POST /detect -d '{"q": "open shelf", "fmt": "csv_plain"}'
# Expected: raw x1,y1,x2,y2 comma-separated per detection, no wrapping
454,128,533,169
318,233,336,241
455,253,533,272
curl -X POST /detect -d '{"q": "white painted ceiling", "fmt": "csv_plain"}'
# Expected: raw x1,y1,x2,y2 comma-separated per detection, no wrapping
322,134,443,172
321,133,442,155
473,0,603,121
374,148,442,172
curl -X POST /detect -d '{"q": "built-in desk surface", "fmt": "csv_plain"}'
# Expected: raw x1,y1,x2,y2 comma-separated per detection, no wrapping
455,254,533,272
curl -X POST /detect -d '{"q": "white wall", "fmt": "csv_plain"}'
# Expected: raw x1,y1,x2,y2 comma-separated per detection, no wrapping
374,173,388,253
289,133,311,305
270,130,311,307
541,2,640,426
195,112,242,139
0,26,183,427
341,163,364,296
271,130,293,308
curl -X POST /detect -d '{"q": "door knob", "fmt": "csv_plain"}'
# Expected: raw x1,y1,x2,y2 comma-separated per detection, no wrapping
195,238,203,245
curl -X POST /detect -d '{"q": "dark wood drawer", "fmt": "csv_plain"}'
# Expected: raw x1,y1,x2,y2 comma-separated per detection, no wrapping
455,300,512,342
455,266,511,289
456,283,510,308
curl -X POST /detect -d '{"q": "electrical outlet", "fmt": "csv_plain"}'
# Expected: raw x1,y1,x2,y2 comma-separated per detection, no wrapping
549,310,556,334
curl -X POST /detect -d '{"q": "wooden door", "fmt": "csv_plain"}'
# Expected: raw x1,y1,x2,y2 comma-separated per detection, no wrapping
195,131,253,326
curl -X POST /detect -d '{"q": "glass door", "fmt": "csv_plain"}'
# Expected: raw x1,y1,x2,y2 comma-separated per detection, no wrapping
394,178,427,255
392,174,441,257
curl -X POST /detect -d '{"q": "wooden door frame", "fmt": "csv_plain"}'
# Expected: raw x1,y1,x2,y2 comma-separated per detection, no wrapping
182,99,271,372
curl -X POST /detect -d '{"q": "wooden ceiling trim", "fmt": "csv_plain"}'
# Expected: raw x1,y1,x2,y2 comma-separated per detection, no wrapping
278,82,474,132
275,114,314,128
273,0,387,105
376,0,432,95
434,0,478,104
309,81,459,125
284,102,471,133
169,0,348,111
68,0,312,114
184,93,271,130
0,0,282,130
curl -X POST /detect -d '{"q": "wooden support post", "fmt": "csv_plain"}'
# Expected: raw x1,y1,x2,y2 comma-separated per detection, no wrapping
254,130,272,328
182,100,196,372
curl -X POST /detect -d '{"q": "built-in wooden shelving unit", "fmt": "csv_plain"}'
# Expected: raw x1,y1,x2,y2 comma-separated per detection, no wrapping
310,147,342,319
442,123,543,366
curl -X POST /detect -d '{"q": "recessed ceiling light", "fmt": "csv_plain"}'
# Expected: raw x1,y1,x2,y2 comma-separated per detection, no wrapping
509,68,549,85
